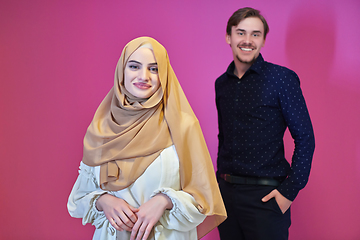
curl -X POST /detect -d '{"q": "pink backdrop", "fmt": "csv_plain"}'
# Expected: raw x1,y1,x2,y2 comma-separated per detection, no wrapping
1,0,360,239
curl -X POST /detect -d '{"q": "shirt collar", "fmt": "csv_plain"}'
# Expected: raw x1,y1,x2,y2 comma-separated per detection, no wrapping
226,53,264,78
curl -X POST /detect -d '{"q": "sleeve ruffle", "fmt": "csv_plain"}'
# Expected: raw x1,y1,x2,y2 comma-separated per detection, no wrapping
151,187,206,232
67,162,115,237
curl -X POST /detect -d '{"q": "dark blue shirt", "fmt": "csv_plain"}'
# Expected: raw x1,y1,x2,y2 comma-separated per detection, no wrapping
215,54,315,201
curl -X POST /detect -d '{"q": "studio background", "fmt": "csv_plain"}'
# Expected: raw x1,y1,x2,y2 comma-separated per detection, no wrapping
1,0,359,239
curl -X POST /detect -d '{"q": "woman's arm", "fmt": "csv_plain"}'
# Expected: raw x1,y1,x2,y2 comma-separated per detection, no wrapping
152,188,206,232
67,162,107,222
68,162,124,239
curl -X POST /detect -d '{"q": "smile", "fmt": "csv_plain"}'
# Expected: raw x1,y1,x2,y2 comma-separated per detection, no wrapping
134,82,151,89
240,47,253,52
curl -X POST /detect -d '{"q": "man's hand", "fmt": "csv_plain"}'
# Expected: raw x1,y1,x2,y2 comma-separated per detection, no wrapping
262,189,292,214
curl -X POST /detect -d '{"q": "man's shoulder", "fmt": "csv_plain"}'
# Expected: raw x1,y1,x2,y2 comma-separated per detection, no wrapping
215,61,235,85
215,71,230,88
261,60,298,78
257,60,299,87
216,71,228,81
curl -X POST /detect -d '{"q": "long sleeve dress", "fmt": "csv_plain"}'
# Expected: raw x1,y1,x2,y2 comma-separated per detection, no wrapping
67,145,206,240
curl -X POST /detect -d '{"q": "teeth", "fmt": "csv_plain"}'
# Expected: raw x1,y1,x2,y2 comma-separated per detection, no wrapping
241,48,252,51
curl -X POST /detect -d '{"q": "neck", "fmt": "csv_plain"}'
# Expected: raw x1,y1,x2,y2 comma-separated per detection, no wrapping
233,60,251,79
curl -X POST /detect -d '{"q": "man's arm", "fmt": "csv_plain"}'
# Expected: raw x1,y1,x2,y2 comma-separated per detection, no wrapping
276,70,315,201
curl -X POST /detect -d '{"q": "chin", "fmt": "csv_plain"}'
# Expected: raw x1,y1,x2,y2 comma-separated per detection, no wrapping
237,55,257,65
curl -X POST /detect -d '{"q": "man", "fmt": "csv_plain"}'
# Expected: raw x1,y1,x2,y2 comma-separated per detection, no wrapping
215,7,315,240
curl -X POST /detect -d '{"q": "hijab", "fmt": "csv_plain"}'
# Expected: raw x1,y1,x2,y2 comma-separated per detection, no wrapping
82,37,226,238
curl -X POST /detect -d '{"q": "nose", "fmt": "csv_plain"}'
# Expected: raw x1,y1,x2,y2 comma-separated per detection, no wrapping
244,34,251,43
139,68,150,81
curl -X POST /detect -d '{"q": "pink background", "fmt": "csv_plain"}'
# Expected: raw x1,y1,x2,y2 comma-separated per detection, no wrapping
1,0,360,239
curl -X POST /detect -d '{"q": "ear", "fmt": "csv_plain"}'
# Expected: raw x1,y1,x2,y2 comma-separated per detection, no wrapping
225,34,231,45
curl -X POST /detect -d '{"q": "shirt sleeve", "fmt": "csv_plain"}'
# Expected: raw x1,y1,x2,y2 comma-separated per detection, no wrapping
277,71,315,201
151,188,206,232
147,146,206,232
67,162,116,238
215,80,224,164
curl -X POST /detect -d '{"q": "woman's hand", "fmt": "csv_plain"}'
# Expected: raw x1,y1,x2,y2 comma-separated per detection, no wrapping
130,193,173,240
96,194,139,232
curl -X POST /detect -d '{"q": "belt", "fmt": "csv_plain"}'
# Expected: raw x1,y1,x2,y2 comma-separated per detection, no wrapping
220,174,280,187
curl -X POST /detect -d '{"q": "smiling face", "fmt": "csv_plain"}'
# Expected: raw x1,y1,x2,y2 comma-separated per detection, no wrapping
226,16,266,66
124,47,160,99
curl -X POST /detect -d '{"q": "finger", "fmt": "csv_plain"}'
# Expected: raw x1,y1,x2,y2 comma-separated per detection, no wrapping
111,218,124,232
130,221,142,240
117,210,138,227
114,215,133,232
122,208,138,224
261,194,270,202
135,224,147,240
261,190,275,202
129,205,139,212
141,224,153,240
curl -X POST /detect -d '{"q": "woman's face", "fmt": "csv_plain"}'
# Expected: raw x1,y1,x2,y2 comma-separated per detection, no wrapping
124,47,160,99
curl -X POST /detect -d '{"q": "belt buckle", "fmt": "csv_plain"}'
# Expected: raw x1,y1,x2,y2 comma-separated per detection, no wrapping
224,174,231,183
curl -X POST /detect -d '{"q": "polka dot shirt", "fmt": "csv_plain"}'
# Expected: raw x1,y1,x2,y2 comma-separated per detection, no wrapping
215,54,315,201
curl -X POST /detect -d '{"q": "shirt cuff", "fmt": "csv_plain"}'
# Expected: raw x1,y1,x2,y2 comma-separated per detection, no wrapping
91,192,109,214
277,180,301,201
150,188,178,215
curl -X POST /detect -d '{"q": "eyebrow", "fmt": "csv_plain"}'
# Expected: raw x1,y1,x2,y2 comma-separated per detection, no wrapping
127,60,158,65
128,60,141,65
236,29,263,34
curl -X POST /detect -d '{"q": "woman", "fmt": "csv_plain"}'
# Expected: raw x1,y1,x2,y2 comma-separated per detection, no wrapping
67,37,226,240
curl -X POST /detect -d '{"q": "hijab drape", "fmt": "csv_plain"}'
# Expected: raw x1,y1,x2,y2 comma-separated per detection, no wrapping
82,37,226,238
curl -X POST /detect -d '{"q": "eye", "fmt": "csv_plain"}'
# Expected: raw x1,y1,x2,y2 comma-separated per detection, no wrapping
238,32,244,36
128,64,140,70
149,66,158,74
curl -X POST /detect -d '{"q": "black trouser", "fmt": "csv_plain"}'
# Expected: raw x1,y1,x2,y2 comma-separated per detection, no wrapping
218,178,291,240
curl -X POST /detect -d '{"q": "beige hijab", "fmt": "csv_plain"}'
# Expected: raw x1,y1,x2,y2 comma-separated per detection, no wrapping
82,37,226,238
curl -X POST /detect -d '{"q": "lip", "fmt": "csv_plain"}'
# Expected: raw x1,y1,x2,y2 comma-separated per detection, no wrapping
133,82,151,89
238,43,256,52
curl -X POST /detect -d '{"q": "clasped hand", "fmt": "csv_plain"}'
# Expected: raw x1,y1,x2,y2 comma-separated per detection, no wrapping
96,193,173,240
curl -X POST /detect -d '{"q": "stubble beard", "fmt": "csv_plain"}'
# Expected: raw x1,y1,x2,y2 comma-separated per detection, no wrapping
236,54,257,65
235,42,258,65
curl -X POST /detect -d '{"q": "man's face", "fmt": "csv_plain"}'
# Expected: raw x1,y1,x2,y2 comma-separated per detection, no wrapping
226,17,266,65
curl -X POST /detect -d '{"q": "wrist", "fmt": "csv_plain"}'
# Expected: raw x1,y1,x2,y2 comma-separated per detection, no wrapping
156,193,173,210
95,193,108,211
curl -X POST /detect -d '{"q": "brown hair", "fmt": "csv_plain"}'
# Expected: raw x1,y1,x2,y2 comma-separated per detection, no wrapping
226,7,269,39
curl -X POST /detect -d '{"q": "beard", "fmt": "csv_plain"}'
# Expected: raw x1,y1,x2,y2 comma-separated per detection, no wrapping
236,54,257,65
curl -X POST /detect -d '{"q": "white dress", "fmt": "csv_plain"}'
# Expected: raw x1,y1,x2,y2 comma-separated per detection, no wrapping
67,145,206,240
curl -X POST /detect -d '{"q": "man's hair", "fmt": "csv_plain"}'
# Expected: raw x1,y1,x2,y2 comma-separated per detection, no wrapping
226,7,269,39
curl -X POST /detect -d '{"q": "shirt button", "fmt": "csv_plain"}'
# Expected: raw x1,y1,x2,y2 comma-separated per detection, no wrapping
155,225,164,232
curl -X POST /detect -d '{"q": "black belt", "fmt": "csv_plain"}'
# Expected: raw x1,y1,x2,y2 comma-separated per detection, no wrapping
220,174,280,187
